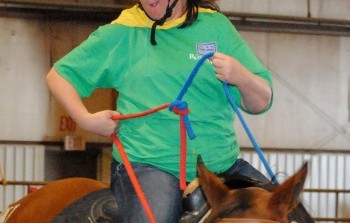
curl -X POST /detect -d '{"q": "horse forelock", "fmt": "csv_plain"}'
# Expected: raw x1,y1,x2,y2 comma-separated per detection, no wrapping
210,187,285,222
227,189,253,212
210,188,254,220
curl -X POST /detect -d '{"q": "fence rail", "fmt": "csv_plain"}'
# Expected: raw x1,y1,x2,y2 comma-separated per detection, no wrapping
304,189,350,222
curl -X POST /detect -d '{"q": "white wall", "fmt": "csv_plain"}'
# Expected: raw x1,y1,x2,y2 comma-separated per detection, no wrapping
310,0,350,20
219,0,307,16
0,18,114,143
0,18,51,141
235,32,350,150
218,0,350,20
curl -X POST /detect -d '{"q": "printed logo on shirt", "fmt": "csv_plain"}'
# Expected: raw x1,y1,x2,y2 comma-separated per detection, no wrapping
196,42,217,56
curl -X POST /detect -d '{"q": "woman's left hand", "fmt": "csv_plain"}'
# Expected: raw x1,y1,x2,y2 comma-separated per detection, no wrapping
211,52,272,113
211,52,246,86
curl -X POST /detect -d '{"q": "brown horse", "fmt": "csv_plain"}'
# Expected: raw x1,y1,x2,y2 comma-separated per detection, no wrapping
1,160,311,223
0,178,109,223
196,157,309,223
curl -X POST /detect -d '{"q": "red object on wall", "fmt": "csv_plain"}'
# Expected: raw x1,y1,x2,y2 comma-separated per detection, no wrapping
28,185,40,194
59,115,76,132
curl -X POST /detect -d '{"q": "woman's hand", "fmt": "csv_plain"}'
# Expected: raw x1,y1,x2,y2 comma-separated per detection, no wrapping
211,52,246,86
78,110,121,137
211,52,272,113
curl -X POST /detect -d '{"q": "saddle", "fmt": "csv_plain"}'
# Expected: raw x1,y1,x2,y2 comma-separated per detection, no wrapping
51,188,120,223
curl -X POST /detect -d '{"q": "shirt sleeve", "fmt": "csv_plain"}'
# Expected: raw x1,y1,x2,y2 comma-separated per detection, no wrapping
54,24,118,98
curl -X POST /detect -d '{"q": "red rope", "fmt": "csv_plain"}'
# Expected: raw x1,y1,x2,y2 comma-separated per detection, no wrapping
111,104,170,223
111,102,190,222
171,107,189,190
111,135,157,223
179,115,187,190
112,103,170,120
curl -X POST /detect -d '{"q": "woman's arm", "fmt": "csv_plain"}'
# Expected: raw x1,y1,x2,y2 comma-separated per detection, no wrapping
46,67,120,136
212,52,272,113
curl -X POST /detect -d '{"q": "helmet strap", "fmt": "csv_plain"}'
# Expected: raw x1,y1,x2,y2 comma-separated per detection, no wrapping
139,0,180,45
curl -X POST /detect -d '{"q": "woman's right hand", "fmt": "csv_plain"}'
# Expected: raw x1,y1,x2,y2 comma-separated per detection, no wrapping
78,110,121,137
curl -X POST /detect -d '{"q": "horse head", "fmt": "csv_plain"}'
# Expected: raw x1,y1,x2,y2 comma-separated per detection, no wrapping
197,156,308,223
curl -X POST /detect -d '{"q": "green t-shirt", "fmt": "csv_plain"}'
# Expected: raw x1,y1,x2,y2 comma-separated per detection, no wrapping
54,6,273,181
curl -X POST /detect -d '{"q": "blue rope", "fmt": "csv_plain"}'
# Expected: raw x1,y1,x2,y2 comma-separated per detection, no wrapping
169,100,196,139
223,82,278,185
170,52,278,184
170,52,215,140
175,52,215,101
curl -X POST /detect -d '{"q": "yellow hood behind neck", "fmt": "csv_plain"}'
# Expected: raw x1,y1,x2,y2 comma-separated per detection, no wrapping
112,5,215,29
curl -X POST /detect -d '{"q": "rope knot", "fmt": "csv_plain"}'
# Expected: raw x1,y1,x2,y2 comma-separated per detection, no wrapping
169,100,188,115
169,100,196,140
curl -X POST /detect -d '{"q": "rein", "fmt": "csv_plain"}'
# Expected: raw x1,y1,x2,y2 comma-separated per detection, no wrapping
223,83,279,185
110,52,277,223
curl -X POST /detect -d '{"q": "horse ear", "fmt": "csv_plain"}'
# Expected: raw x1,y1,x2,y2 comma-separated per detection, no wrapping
270,162,308,213
197,155,230,210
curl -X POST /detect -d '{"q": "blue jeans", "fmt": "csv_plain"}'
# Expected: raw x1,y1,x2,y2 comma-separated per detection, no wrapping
110,158,270,223
110,159,183,223
222,158,270,184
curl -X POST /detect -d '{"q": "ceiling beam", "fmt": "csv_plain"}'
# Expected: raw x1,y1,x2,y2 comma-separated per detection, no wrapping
225,11,350,37
1,1,350,36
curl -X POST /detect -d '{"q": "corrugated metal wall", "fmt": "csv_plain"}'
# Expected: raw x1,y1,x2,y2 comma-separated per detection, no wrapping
0,144,45,211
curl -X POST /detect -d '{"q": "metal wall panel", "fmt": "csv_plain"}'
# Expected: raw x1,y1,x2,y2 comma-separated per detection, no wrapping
0,144,45,211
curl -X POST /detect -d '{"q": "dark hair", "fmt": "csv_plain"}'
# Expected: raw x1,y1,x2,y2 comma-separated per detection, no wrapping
180,0,220,28
126,0,220,28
